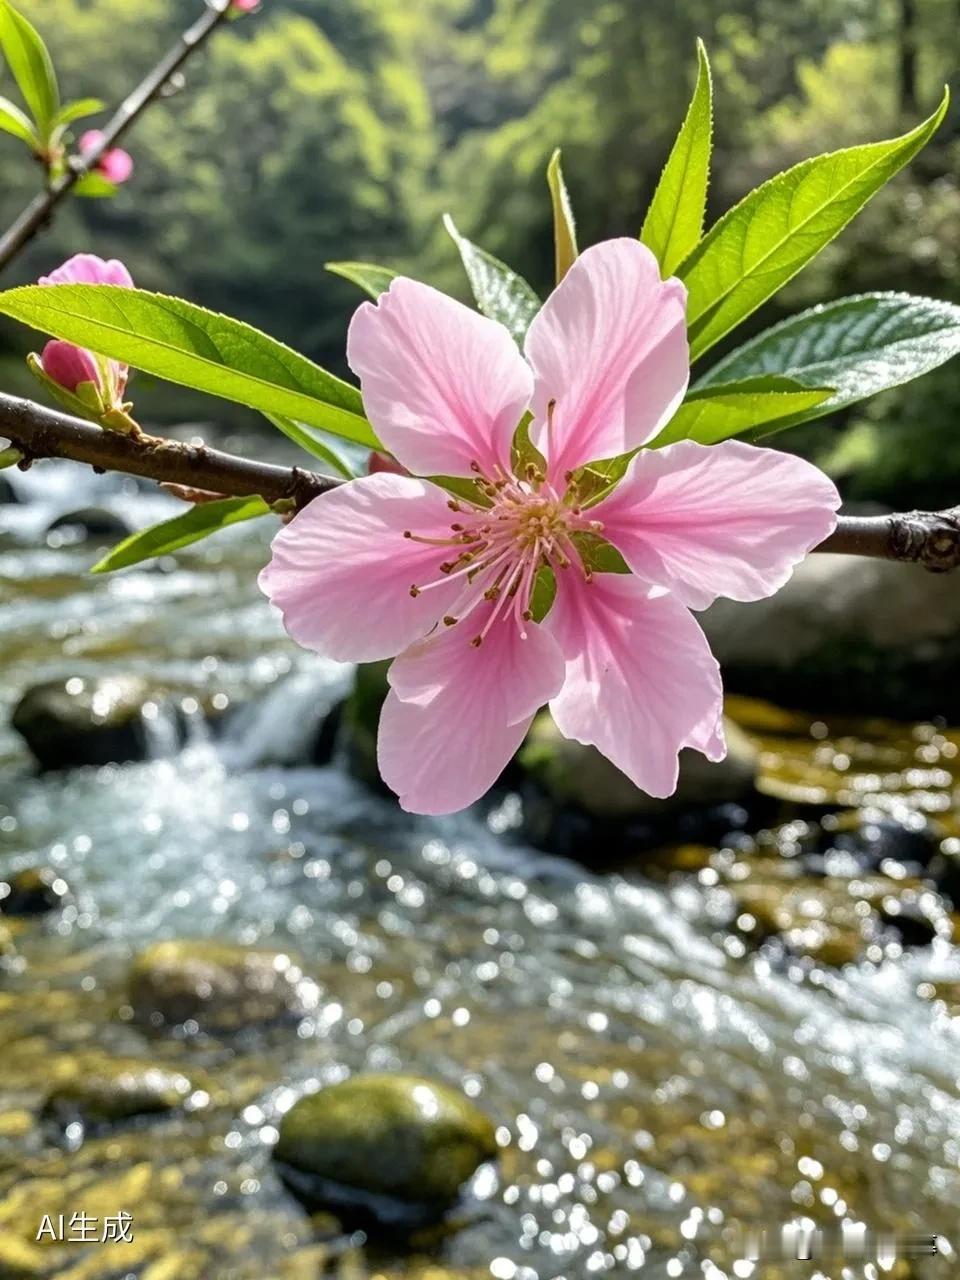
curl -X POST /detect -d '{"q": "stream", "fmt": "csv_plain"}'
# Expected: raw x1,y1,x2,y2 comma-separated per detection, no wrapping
1,451,959,1280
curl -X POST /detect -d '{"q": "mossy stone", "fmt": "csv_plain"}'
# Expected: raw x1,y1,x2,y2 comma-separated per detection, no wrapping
12,676,155,770
42,1057,193,1126
0,867,70,916
129,939,320,1033
340,661,390,789
45,506,132,543
519,711,758,819
274,1074,497,1207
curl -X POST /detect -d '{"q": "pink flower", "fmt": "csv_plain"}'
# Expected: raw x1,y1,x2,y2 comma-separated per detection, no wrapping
232,0,259,10
79,131,133,185
260,239,840,815
38,254,134,410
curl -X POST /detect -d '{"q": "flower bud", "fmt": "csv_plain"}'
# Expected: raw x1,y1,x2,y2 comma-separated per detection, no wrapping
30,254,137,430
232,0,260,10
39,341,102,395
79,131,133,185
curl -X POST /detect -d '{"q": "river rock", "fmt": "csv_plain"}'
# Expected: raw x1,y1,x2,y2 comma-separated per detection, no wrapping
274,1074,497,1224
129,940,322,1033
0,867,70,916
520,711,758,820
12,676,158,769
42,1056,193,1127
702,553,960,718
45,506,132,544
340,660,391,790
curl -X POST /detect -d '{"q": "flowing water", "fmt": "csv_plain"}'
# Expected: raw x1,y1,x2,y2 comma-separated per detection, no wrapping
1,456,959,1279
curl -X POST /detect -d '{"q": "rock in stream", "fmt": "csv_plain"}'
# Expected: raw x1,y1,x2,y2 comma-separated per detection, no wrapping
274,1074,498,1228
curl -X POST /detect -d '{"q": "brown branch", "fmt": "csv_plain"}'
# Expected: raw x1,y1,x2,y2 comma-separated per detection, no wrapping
2,391,959,571
0,1,238,274
0,392,336,509
816,507,960,572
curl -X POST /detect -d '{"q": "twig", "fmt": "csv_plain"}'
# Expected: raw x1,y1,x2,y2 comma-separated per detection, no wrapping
816,507,960,572
0,0,237,274
0,392,335,509
2,391,959,570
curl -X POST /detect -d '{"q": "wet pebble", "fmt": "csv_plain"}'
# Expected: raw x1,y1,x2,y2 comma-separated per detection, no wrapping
129,939,323,1034
274,1073,498,1228
0,867,70,917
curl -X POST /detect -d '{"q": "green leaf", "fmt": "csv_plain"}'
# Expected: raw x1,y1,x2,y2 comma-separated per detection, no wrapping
640,39,713,276
679,89,949,361
73,172,117,199
0,1,58,134
0,283,378,448
54,96,104,127
546,148,578,283
91,496,271,574
325,260,397,300
443,213,542,346
0,91,35,145
265,412,357,478
649,375,833,447
696,292,960,426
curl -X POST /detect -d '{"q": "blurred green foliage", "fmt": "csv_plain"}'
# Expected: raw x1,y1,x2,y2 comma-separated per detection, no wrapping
1,0,958,505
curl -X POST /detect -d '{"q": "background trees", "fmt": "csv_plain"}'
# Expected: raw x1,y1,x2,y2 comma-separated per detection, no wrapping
1,0,957,504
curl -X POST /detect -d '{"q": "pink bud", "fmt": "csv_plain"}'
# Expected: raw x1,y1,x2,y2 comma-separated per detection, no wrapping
79,131,134,185
232,0,260,10
40,341,102,394
35,256,133,413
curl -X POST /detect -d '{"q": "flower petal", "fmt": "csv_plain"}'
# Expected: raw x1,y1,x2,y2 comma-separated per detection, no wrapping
525,238,689,480
347,278,533,479
378,611,565,814
39,252,133,288
259,473,464,662
593,439,841,610
546,573,725,798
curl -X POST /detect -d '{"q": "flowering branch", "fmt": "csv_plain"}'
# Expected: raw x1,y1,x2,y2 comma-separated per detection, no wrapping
0,1,238,274
1,390,959,571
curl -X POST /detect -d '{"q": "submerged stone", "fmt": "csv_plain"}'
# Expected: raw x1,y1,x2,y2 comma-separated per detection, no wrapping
42,1056,193,1127
45,506,132,544
274,1074,497,1223
520,712,758,820
0,867,70,916
340,660,391,791
12,675,156,770
703,553,960,719
129,939,321,1033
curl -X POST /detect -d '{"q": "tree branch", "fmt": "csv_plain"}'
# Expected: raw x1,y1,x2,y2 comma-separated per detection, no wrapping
2,390,959,571
0,392,335,509
816,506,960,572
0,1,237,274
